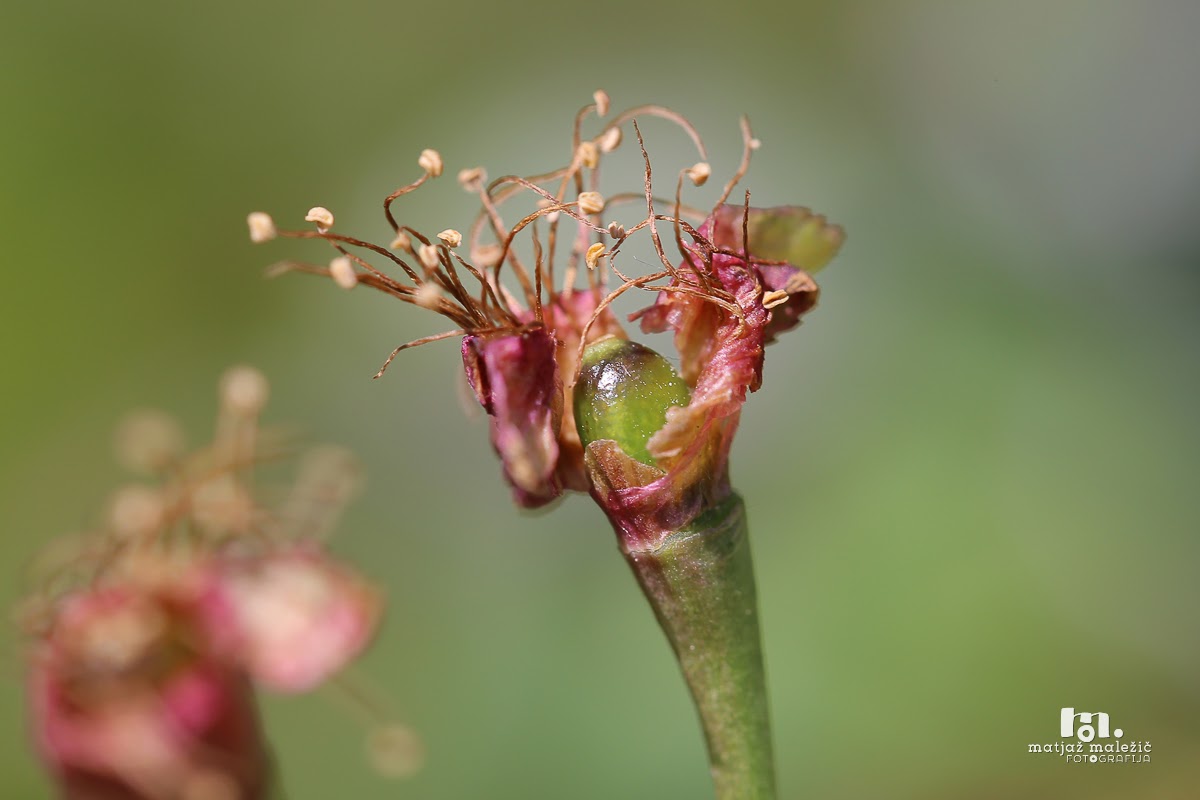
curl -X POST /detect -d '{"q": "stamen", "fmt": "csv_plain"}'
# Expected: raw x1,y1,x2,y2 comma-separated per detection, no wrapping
577,191,605,216
686,162,711,187
329,257,358,290
592,89,611,117
632,120,678,278
601,105,708,161
417,149,444,178
597,127,622,153
417,245,440,271
763,290,789,309
713,115,757,211
457,167,487,192
220,365,270,418
585,243,606,270
577,142,599,169
247,212,277,243
305,207,335,230
373,329,468,379
470,242,503,268
569,270,670,387
414,283,442,309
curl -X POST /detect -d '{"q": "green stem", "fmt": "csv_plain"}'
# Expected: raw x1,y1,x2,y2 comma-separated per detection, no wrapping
622,492,775,800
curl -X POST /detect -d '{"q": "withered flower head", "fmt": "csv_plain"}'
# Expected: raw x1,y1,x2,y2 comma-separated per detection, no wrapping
250,94,843,520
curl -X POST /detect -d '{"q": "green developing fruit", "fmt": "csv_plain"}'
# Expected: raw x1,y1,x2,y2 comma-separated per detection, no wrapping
574,337,691,467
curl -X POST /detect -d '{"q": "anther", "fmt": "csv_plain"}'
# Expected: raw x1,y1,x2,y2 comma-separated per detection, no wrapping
762,289,789,309
593,89,611,116
418,149,444,177
598,127,622,153
247,212,277,243
305,207,335,229
577,141,599,169
457,167,486,192
577,191,604,216
686,162,711,187
329,256,358,290
414,283,441,309
585,243,606,270
417,245,440,270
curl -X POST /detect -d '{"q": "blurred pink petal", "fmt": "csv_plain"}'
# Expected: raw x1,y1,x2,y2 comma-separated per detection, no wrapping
200,545,381,693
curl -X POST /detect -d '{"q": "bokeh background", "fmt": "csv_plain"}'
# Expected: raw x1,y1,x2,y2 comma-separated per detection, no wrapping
2,0,1198,797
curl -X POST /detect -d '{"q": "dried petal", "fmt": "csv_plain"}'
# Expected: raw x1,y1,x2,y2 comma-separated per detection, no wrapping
461,329,564,507
706,204,836,340
709,204,844,274
582,203,843,548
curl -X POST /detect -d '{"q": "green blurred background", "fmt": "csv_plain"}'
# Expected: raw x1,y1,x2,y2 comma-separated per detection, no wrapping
2,0,1198,797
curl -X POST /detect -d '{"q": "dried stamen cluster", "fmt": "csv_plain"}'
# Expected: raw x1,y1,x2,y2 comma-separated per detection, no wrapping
249,95,803,376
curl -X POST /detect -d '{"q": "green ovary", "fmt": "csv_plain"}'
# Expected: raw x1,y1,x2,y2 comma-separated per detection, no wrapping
574,337,691,467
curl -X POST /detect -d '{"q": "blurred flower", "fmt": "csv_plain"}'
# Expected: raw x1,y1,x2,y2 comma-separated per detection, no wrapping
29,574,269,800
20,366,400,798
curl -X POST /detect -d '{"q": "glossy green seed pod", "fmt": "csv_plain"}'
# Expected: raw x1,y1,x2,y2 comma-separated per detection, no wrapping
574,337,691,467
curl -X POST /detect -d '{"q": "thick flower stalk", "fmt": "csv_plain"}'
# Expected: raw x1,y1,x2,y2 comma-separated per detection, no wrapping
250,93,843,798
18,367,408,799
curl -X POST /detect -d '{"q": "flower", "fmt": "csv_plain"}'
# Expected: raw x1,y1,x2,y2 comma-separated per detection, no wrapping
22,367,396,798
29,574,270,800
250,95,845,800
251,97,843,520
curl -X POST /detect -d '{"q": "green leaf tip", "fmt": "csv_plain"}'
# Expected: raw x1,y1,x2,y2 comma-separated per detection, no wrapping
574,337,691,467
